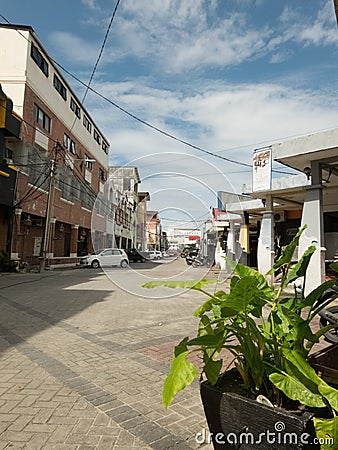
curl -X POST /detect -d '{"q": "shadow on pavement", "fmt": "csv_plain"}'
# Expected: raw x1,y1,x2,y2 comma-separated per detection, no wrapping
0,269,114,355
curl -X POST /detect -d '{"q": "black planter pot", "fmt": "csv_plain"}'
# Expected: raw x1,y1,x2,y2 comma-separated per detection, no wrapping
200,379,319,450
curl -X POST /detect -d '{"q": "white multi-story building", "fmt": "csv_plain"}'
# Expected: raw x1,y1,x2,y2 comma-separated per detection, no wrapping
166,228,200,250
108,166,141,249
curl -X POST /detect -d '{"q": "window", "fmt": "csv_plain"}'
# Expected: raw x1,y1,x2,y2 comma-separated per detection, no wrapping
63,134,76,154
70,98,81,119
85,154,93,170
123,178,131,191
102,140,109,154
30,43,49,77
99,168,105,181
34,104,51,132
53,74,67,100
5,147,13,161
83,115,92,133
93,129,101,144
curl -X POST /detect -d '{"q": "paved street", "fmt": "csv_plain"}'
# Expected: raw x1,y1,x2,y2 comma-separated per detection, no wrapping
0,258,216,450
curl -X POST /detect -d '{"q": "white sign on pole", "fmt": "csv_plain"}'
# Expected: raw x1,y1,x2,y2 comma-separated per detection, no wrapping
252,148,272,192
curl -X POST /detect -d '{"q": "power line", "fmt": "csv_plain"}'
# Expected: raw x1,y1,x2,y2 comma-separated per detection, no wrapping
67,0,121,139
52,60,254,168
15,163,51,206
82,0,121,105
52,60,338,174
1,17,337,175
0,95,303,178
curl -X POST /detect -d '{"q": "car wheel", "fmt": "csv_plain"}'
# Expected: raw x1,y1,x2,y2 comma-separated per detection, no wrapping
120,259,128,268
91,260,100,269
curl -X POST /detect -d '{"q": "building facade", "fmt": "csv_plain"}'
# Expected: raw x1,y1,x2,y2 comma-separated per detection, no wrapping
166,228,200,251
107,166,141,250
0,85,21,261
146,211,162,250
136,192,150,251
0,24,110,267
221,128,338,294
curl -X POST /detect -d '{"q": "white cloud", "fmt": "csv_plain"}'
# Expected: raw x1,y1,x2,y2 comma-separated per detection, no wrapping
85,78,337,206
81,0,97,10
49,32,100,64
97,1,272,72
281,2,338,47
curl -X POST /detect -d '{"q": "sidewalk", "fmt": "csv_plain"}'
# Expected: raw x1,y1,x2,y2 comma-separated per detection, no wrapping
0,267,213,450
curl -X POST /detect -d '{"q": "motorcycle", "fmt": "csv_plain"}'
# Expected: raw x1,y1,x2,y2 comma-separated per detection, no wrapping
185,251,198,266
192,255,213,268
294,279,338,344
316,283,338,343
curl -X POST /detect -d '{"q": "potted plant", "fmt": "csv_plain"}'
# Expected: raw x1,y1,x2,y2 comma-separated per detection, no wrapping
141,226,338,449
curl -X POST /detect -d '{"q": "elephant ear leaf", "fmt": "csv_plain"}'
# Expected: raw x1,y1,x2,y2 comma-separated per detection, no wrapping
282,246,316,288
313,417,338,450
269,372,326,408
267,225,307,274
162,351,199,409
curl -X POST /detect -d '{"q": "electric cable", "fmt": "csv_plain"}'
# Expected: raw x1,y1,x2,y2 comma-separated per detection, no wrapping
0,72,323,178
15,170,51,206
66,0,122,139
1,14,337,174
15,143,60,207
82,0,121,105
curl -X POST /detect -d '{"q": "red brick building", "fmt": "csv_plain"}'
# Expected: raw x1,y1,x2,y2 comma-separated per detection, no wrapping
0,24,109,268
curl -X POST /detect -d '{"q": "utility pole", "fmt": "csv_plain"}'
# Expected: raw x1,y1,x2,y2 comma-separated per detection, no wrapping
39,140,61,271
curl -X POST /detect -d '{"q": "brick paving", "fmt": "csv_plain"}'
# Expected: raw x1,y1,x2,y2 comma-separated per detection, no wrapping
0,261,215,450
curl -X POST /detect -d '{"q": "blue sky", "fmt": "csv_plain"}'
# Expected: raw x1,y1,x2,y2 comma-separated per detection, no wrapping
1,0,338,230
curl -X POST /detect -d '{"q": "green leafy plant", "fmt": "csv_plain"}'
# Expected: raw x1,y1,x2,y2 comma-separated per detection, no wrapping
141,226,338,448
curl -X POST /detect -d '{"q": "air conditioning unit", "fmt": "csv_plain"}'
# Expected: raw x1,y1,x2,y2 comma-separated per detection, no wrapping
274,211,285,223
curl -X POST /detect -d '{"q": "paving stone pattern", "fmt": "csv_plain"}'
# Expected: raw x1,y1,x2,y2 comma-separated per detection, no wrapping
0,266,214,450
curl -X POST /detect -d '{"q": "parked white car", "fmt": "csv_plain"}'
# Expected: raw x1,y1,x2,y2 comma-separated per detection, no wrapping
148,251,157,260
80,248,129,268
148,250,163,260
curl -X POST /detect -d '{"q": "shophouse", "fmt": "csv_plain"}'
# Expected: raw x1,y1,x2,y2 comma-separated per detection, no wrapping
0,85,21,259
108,166,141,249
146,211,162,250
222,127,338,294
0,24,109,267
166,228,200,252
136,192,150,251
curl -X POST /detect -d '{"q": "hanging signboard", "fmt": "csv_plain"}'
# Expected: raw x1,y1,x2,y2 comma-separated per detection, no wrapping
252,147,272,192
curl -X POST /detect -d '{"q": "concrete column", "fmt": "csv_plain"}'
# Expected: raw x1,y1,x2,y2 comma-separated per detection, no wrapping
70,225,79,257
11,208,22,260
238,212,250,265
299,162,325,296
226,221,236,262
257,195,275,284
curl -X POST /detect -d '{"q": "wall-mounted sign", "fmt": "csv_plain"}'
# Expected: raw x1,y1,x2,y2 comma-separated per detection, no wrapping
253,147,272,192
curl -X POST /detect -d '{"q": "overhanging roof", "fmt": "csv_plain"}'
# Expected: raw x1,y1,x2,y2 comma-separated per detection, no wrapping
271,127,338,173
